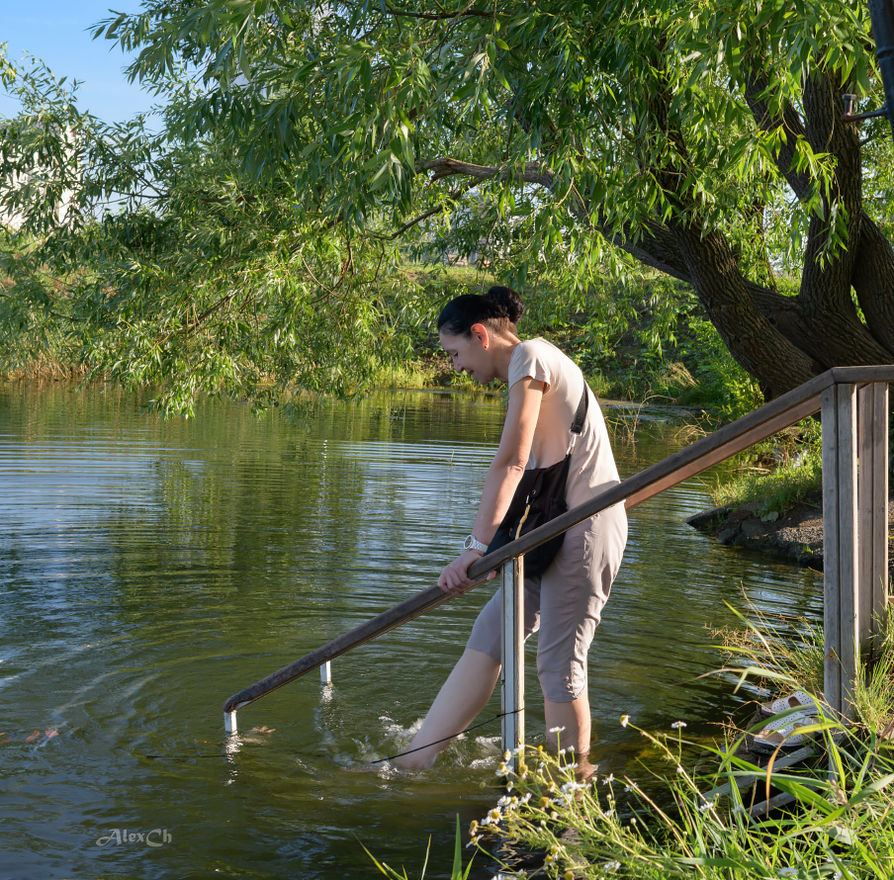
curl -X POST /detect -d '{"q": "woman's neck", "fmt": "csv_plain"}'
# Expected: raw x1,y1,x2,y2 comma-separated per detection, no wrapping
491,332,521,382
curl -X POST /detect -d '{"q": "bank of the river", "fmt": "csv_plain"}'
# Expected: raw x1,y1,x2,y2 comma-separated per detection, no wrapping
1,262,763,420
688,488,894,580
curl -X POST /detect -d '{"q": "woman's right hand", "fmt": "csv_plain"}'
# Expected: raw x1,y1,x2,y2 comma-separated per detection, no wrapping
437,549,484,595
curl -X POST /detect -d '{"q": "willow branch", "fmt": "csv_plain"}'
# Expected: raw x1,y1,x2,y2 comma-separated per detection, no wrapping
384,4,499,21
388,178,481,238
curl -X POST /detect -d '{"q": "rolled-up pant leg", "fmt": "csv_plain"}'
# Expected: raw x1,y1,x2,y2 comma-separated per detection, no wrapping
465,504,627,702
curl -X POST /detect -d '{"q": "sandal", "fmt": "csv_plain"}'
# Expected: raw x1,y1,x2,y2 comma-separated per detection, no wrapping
752,714,819,753
759,690,820,718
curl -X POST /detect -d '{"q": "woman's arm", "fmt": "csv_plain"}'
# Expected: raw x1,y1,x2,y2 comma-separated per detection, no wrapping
438,376,545,593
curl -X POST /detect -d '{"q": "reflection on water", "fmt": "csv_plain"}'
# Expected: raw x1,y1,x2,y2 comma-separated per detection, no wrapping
0,383,822,878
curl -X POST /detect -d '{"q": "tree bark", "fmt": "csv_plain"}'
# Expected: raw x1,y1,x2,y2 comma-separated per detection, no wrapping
669,223,820,395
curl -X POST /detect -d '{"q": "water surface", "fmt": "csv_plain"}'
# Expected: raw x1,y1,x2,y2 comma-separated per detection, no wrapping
0,383,822,878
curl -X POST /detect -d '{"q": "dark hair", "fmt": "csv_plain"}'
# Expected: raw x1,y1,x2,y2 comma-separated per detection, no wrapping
437,286,525,338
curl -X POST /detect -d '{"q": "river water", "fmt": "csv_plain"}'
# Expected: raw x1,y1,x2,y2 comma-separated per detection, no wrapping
0,383,822,879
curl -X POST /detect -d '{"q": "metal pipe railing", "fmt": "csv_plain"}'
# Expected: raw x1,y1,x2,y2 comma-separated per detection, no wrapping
222,365,894,736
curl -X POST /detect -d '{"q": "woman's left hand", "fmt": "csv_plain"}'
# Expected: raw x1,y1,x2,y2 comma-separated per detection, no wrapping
437,549,485,595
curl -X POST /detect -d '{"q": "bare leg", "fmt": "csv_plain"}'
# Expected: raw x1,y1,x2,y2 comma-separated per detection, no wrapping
545,694,591,754
395,648,501,770
545,694,595,780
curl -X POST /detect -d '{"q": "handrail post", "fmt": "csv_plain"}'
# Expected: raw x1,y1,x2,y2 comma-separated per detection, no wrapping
501,555,525,770
857,383,889,660
822,383,859,720
824,381,891,722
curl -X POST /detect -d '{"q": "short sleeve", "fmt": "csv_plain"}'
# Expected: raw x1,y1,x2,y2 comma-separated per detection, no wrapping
508,340,555,391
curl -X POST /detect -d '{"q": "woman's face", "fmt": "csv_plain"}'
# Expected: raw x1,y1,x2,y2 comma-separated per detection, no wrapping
439,325,495,384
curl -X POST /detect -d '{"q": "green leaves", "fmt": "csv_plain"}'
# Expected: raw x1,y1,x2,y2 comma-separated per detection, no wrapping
4,0,893,406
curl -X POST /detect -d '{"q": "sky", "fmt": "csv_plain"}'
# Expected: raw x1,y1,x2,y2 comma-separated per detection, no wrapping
1,1,157,123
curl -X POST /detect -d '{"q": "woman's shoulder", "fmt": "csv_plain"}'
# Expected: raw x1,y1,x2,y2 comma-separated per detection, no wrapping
513,337,560,359
514,337,575,368
509,337,577,386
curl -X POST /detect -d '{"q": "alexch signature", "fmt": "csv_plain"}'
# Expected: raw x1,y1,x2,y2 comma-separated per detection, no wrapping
95,828,173,847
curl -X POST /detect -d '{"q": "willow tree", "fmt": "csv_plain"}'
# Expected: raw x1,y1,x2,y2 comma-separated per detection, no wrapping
3,0,894,411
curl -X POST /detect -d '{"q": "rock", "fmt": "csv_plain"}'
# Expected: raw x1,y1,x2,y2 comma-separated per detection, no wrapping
730,502,762,522
686,505,731,531
689,489,826,569
689,489,894,578
741,519,767,538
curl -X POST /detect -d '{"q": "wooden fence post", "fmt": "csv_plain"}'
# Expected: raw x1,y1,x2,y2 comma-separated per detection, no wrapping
502,556,525,769
857,383,889,660
822,382,858,719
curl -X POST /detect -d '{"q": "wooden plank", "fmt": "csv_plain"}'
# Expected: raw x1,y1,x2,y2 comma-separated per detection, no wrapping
502,556,525,766
747,786,821,818
838,384,858,720
831,365,894,384
857,384,888,656
703,746,814,798
872,384,889,649
855,382,887,654
858,384,873,655
823,385,842,718
469,387,827,578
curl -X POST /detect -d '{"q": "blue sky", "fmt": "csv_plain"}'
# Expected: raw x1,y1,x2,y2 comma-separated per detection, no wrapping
1,2,157,123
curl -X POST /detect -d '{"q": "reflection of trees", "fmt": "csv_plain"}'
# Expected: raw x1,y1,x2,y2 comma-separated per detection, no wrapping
1,382,823,735
0,385,506,639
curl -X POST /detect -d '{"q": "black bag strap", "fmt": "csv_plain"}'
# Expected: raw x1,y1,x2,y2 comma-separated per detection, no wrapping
566,380,590,453
570,381,589,435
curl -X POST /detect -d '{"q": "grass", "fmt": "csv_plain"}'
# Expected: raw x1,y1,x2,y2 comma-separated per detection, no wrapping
470,714,894,879
716,599,894,747
441,609,894,879
0,355,88,381
363,816,475,880
710,422,823,517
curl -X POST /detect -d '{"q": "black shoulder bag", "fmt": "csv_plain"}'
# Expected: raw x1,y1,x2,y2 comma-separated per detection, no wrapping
485,383,589,576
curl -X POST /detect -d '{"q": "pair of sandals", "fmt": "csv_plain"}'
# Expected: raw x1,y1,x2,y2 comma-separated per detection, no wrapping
752,690,822,753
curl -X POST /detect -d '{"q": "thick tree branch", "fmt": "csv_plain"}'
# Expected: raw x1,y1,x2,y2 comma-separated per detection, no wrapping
851,218,894,349
387,178,481,239
743,63,894,362
798,69,863,308
670,222,821,395
419,156,590,223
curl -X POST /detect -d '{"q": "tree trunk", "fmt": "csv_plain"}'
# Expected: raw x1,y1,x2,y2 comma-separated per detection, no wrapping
670,223,821,396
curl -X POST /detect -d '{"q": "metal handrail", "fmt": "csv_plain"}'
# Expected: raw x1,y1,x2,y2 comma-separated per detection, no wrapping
222,365,894,724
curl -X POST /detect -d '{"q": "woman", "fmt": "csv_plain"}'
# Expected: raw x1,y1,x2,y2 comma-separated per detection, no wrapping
395,286,627,770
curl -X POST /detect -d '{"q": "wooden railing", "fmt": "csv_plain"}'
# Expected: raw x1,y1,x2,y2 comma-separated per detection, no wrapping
222,366,892,750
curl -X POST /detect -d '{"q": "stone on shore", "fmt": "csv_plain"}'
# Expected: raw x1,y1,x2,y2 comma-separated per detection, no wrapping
686,489,826,569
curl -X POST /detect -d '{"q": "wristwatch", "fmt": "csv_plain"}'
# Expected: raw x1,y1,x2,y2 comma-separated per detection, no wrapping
463,535,488,552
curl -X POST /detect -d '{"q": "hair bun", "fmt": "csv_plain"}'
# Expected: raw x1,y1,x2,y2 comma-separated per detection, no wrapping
484,286,525,324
